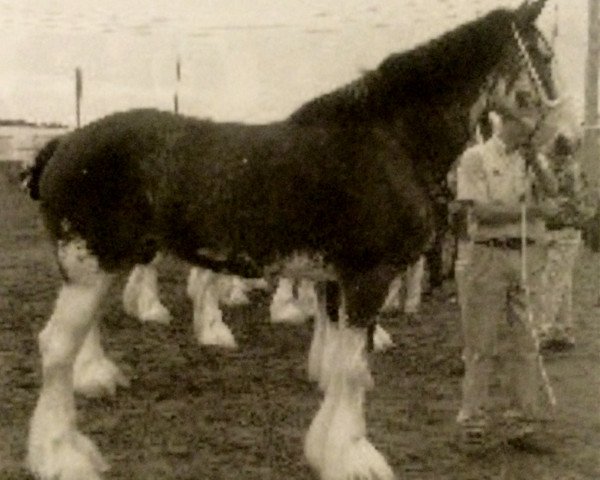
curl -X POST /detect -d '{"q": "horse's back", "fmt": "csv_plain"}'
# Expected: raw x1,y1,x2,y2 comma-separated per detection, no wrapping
35,108,432,272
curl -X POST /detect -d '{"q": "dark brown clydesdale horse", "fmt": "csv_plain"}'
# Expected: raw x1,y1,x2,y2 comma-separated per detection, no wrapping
24,2,579,479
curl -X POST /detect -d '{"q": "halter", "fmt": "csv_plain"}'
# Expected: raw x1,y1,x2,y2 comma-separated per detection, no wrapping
469,19,568,147
510,22,562,109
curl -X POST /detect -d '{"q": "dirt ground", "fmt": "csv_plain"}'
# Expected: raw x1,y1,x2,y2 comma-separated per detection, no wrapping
0,162,598,480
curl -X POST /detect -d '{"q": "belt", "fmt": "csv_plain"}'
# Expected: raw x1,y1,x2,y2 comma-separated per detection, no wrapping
474,238,535,249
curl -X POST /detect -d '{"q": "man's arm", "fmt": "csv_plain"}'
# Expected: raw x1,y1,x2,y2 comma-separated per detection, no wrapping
521,147,559,197
530,153,559,197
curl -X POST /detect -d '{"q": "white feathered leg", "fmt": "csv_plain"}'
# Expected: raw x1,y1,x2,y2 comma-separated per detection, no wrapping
307,285,336,387
270,278,308,324
73,323,129,397
305,321,341,469
217,275,251,306
122,258,172,324
307,305,327,384
298,279,319,318
305,327,395,480
187,267,237,348
28,240,113,480
373,324,395,352
380,273,403,314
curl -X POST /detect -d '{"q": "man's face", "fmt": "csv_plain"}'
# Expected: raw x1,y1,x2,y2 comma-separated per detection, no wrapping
500,113,535,150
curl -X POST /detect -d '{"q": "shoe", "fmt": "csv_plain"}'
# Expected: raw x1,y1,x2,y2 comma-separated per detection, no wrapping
540,336,576,353
506,427,553,453
501,412,553,453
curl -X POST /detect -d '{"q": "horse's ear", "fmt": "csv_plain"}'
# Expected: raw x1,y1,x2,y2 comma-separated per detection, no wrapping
515,0,548,26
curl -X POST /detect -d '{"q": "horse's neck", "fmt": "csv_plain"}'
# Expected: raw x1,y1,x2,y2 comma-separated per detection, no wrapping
391,96,478,184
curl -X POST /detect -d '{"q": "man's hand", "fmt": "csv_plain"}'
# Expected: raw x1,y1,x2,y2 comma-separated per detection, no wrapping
527,199,561,220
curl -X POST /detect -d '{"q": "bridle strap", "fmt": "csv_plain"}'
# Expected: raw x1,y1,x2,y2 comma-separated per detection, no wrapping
469,22,566,146
511,22,562,109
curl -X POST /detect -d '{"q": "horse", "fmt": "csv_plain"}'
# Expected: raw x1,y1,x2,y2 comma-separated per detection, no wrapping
25,142,393,361
24,1,579,479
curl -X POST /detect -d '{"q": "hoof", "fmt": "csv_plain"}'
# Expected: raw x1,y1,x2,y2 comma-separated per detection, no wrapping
197,321,237,349
28,428,109,480
74,357,130,398
373,325,395,352
321,437,395,480
270,301,310,324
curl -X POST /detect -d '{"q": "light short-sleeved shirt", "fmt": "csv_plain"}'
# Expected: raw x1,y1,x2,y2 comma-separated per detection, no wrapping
456,136,546,242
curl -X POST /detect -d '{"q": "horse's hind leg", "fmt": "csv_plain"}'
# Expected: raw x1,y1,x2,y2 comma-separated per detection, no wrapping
187,267,237,348
28,238,114,480
73,322,130,397
380,273,404,314
122,254,172,324
270,278,309,324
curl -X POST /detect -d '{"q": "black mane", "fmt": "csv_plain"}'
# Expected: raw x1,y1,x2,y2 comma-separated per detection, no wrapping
290,9,515,124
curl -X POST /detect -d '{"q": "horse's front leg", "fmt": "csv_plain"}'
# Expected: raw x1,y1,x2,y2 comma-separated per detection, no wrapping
305,268,396,480
28,239,114,480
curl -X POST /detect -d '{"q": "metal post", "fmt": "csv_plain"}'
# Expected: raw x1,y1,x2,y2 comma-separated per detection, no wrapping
75,67,82,128
174,56,181,115
582,0,600,191
521,176,556,409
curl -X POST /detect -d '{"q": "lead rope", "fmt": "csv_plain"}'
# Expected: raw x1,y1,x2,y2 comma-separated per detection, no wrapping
521,166,557,411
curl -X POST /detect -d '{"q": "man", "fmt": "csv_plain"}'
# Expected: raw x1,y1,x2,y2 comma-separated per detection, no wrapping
449,112,500,314
538,136,595,350
454,107,559,449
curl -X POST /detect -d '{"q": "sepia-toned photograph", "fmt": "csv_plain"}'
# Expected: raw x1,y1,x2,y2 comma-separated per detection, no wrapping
0,1,598,479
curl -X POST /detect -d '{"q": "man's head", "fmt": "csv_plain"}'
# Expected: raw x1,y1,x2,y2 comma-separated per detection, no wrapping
491,106,537,151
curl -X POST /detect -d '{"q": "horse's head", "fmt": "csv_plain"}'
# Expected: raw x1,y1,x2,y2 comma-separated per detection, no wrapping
486,0,581,157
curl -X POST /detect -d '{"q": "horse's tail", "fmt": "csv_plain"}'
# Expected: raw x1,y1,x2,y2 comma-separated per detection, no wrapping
20,136,62,200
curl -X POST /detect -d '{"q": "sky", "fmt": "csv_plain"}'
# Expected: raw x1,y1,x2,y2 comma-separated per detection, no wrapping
0,0,590,126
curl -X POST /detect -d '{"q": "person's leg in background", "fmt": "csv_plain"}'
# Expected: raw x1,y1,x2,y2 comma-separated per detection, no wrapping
539,229,581,349
403,255,425,317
